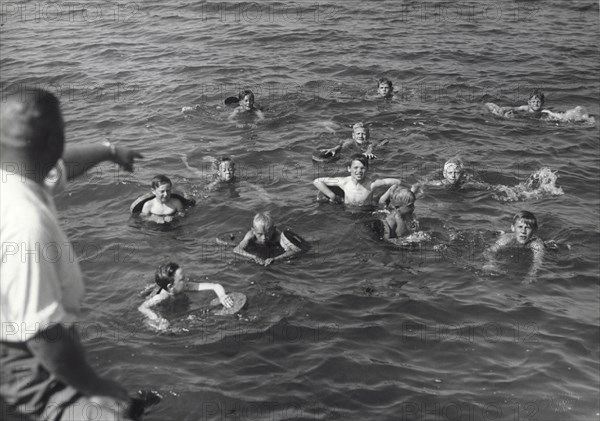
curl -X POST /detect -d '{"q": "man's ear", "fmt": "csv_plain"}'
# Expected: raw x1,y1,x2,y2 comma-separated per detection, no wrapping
510,225,515,232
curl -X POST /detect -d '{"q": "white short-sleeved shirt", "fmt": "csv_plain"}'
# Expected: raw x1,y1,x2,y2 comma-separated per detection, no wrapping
1,161,85,342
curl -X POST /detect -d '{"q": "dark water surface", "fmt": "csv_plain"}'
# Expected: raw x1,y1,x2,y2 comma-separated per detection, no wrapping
1,0,599,420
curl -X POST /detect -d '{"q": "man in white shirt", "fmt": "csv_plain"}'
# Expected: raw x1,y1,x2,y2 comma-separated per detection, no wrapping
1,88,142,420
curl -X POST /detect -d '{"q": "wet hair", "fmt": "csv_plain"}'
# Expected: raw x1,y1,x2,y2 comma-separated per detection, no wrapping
155,262,180,293
238,89,255,101
348,153,369,169
529,89,545,103
377,77,393,89
513,211,538,231
214,156,235,171
253,211,274,230
389,186,415,206
388,185,416,215
352,122,370,134
443,157,465,179
151,174,172,189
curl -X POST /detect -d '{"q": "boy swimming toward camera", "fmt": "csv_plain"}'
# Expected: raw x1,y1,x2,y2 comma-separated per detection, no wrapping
228,89,265,123
376,77,394,99
320,123,377,160
313,154,401,206
206,157,236,190
483,211,545,282
141,175,184,223
138,262,233,330
233,212,303,266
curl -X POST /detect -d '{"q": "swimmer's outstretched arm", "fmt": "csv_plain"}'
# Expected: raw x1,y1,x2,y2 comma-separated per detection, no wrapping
255,109,265,121
371,178,401,191
362,143,376,159
321,139,350,157
185,282,233,307
482,234,512,271
62,143,143,179
525,239,545,283
138,293,168,323
228,108,241,122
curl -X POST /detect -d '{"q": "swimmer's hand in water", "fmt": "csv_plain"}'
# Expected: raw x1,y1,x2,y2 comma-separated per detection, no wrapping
330,195,343,204
320,147,337,157
148,317,170,331
264,257,274,266
362,151,376,159
214,285,234,308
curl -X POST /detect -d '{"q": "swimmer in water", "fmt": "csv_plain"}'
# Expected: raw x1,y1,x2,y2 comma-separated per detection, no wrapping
138,262,234,330
503,89,546,115
141,175,184,223
374,185,418,239
313,154,401,206
233,212,302,266
376,77,394,99
320,122,377,160
483,211,545,283
228,89,265,124
207,157,236,190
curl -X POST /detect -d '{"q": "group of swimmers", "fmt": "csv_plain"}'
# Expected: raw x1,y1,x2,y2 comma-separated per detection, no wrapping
138,82,570,329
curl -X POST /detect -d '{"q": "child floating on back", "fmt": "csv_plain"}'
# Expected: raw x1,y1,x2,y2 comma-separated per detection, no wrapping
141,175,185,223
313,153,401,207
138,262,234,330
233,212,304,266
483,211,545,283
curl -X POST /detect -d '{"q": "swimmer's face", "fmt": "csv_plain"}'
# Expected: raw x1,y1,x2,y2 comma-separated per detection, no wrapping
352,127,369,144
240,94,254,111
169,268,186,294
348,159,368,181
378,83,392,98
252,223,275,245
511,219,536,244
443,164,463,183
152,183,172,203
528,95,543,112
219,161,235,181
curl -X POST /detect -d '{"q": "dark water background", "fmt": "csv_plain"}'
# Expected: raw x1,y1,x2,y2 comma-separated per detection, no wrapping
1,1,599,420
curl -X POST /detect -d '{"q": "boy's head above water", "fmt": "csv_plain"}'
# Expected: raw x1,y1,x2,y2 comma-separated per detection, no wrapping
443,158,465,183
252,212,276,245
238,90,256,111
214,157,235,181
347,153,369,180
527,89,545,112
377,78,393,98
511,211,538,244
151,174,173,203
352,122,370,144
155,262,184,294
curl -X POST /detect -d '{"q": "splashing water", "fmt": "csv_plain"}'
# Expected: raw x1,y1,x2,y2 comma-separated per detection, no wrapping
493,167,564,202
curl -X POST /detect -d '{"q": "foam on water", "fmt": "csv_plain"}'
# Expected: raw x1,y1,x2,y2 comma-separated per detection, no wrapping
493,167,565,202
